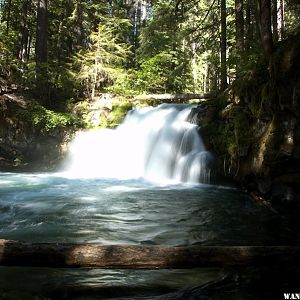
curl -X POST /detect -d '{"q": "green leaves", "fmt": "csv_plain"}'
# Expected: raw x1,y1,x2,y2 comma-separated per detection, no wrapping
17,101,83,132
133,51,192,93
1,0,300,102
71,19,131,98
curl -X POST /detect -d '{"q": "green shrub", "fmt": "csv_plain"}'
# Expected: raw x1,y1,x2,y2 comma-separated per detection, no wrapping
17,101,83,133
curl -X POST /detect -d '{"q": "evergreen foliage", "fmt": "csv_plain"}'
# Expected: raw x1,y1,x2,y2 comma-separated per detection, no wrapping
0,0,299,106
71,18,131,99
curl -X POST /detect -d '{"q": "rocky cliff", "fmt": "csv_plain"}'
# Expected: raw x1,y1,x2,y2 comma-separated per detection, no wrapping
200,31,300,206
0,93,76,171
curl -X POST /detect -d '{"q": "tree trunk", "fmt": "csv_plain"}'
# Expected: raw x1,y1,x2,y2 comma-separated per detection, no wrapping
18,0,29,62
1,240,300,268
191,42,198,93
36,0,48,67
65,1,73,53
109,0,114,16
76,0,84,47
134,93,212,102
279,0,284,39
6,0,11,34
128,0,147,61
235,0,245,73
26,34,32,61
220,0,227,91
140,0,147,24
35,0,49,106
203,64,208,93
257,0,274,60
272,0,278,43
245,0,253,52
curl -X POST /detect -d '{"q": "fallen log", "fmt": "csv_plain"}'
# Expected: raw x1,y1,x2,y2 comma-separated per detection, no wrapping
0,239,299,268
134,93,212,102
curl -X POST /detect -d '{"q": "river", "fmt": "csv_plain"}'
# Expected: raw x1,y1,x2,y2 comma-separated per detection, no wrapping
0,173,298,299
0,104,299,298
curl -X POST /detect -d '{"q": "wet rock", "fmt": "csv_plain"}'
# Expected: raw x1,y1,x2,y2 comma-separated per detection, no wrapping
253,120,269,138
274,173,300,184
238,145,249,157
0,93,72,171
257,177,272,194
220,103,235,119
188,104,216,126
271,184,297,203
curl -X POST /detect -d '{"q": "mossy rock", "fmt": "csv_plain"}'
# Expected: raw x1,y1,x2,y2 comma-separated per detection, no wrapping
230,59,269,102
16,101,83,133
270,31,300,81
106,101,133,128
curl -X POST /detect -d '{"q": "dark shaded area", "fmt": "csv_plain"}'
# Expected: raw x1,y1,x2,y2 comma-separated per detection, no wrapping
0,265,299,299
0,93,77,171
197,30,300,209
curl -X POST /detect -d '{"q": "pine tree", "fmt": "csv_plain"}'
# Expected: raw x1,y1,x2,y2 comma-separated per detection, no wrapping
36,0,49,105
72,18,130,99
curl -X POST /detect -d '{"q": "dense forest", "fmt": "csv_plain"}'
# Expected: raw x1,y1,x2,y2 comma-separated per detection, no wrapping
0,0,299,105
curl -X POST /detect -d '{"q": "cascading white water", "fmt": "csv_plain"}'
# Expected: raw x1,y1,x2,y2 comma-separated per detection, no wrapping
66,103,214,183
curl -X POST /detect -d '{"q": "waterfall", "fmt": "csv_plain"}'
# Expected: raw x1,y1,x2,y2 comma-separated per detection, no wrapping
66,103,214,183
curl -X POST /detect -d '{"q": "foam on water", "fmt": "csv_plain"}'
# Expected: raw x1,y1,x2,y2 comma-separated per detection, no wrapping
65,103,214,183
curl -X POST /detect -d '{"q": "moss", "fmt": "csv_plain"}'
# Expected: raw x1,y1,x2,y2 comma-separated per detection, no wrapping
207,102,254,166
270,30,300,80
106,101,133,128
232,61,268,99
68,96,136,129
245,80,276,120
70,100,90,115
252,116,276,174
99,114,109,128
13,156,23,167
233,107,251,143
205,30,300,182
205,120,235,156
248,95,261,118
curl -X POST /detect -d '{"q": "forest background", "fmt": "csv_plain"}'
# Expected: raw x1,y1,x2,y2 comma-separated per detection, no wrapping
0,0,299,109
1,0,300,191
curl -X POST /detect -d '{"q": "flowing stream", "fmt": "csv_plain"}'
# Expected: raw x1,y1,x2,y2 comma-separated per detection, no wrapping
0,104,299,299
66,104,213,183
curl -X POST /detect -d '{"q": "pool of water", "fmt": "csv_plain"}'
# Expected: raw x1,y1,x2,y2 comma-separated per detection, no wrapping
0,172,298,299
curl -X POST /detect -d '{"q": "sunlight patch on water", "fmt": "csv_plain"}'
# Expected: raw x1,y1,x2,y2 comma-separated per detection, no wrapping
103,185,147,192
0,180,15,185
79,196,97,201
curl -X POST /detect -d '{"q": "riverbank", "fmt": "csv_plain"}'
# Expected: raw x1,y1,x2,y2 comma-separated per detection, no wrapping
0,92,79,171
199,31,300,208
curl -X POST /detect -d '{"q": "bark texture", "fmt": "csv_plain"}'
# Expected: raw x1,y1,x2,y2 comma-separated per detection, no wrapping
0,239,300,268
35,0,49,106
36,0,48,65
257,0,274,59
220,0,228,90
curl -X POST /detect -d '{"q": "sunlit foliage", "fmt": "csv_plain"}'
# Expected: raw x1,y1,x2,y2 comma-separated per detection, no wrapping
0,0,299,102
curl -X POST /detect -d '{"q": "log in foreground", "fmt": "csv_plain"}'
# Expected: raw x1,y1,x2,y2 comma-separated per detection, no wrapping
0,239,300,269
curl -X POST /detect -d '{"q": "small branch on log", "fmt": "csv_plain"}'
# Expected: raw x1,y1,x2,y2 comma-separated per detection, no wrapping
134,94,212,102
0,239,300,269
250,192,278,213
